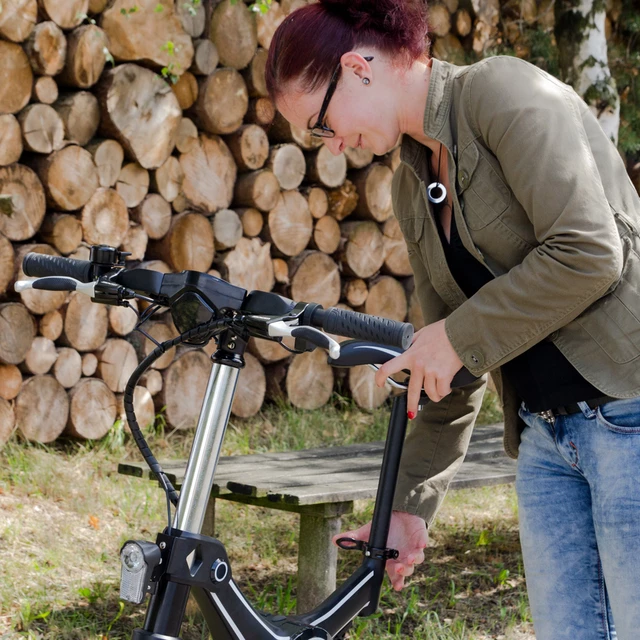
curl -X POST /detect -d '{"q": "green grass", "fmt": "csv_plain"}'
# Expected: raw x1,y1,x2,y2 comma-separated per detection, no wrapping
0,391,533,639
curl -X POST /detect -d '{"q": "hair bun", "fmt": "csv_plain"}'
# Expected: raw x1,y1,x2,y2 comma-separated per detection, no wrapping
319,0,428,41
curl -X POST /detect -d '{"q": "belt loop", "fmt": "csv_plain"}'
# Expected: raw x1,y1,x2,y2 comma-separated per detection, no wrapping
577,401,596,419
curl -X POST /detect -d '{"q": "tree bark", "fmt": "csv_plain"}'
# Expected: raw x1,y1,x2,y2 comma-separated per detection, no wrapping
556,0,620,143
0,397,16,446
58,24,109,89
172,70,198,110
176,0,206,37
116,162,149,208
0,303,36,365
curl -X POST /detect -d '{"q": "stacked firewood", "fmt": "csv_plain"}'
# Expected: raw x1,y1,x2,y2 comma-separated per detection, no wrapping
0,0,431,445
4,0,629,444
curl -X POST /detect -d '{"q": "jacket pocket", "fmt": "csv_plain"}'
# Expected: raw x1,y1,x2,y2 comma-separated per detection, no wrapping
458,143,511,230
576,239,640,364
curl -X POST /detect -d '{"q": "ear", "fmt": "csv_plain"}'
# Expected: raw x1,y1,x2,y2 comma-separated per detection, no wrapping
340,51,373,83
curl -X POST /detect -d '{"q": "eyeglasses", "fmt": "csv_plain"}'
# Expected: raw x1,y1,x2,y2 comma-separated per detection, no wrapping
310,56,374,139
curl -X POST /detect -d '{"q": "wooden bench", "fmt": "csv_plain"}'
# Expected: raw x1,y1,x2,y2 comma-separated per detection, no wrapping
118,422,516,612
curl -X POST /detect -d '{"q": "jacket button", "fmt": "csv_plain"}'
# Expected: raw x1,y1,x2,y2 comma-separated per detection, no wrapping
467,350,484,367
459,171,469,187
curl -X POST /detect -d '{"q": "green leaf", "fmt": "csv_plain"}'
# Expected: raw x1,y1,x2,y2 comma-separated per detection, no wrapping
154,3,164,12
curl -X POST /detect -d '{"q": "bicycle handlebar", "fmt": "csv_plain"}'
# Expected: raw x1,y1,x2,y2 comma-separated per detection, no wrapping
310,306,413,351
23,253,93,282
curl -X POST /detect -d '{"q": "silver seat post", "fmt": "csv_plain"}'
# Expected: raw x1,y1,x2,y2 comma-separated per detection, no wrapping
173,361,240,534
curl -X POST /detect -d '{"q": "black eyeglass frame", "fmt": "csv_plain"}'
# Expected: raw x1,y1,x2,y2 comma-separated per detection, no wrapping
309,55,374,139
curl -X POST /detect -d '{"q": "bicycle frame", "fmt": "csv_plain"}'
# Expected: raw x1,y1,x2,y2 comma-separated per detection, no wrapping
130,339,410,640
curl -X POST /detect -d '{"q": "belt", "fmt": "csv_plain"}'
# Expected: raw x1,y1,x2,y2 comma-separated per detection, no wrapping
538,395,617,421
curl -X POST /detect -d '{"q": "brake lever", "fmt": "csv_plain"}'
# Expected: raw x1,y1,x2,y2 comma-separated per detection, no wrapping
268,321,341,359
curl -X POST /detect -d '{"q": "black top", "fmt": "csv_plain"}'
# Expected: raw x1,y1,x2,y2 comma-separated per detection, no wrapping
434,204,602,412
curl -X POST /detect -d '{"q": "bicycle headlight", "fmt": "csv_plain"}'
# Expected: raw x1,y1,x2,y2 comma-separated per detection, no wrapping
119,540,161,604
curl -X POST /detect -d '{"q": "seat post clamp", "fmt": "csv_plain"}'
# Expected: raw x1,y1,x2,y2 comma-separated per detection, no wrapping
336,537,399,561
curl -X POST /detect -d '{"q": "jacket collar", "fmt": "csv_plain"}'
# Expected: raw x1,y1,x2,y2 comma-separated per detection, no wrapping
400,58,458,167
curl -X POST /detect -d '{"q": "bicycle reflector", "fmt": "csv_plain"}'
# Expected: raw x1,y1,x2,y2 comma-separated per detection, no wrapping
119,540,162,604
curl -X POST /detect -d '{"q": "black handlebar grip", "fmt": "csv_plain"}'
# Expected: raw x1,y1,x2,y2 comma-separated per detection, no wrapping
319,307,414,350
451,367,478,388
23,253,93,283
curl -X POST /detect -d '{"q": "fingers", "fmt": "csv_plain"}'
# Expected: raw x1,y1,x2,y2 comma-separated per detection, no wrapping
332,522,371,547
374,353,408,388
406,370,424,417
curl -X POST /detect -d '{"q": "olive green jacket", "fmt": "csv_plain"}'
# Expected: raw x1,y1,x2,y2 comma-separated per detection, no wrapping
391,56,640,523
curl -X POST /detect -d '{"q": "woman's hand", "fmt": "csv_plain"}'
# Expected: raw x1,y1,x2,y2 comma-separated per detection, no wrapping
332,511,428,591
374,320,463,416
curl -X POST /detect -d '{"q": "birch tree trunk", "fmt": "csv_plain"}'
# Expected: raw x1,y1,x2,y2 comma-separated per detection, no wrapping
555,0,620,143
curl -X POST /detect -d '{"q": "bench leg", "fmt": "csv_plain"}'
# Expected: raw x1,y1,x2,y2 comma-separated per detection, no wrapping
296,512,342,614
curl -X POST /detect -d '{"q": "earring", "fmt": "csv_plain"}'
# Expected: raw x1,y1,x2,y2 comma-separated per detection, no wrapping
362,78,370,85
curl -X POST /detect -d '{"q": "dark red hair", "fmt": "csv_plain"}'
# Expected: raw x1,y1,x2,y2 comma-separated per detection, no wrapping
265,0,430,103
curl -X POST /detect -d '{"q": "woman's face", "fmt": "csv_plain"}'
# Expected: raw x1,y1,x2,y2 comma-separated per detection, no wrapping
276,51,402,157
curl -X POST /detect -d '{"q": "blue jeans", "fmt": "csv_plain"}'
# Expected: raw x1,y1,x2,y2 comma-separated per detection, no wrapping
516,397,640,640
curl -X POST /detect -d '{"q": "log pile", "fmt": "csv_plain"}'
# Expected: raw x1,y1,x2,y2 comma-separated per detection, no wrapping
2,0,632,446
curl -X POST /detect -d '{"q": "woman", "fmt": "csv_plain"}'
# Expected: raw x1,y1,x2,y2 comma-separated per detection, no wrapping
265,1,640,638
